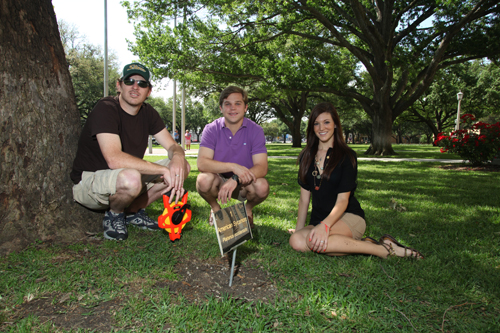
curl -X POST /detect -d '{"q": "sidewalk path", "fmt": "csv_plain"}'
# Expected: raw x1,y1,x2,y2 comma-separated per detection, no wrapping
145,148,462,163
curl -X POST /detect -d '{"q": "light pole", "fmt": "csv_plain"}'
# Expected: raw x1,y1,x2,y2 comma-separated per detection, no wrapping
103,0,108,97
172,13,177,140
455,91,464,131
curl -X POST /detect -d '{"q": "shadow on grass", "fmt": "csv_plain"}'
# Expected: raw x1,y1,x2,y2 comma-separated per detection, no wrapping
2,156,499,332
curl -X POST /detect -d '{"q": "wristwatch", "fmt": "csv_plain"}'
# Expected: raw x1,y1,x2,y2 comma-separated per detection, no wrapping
231,174,240,185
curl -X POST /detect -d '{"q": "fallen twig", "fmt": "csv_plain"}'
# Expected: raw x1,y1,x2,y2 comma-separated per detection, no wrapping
384,293,418,331
383,306,418,332
393,307,418,331
379,264,395,280
441,302,474,333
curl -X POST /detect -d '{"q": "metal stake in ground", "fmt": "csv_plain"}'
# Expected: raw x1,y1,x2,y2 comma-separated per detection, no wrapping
228,249,237,287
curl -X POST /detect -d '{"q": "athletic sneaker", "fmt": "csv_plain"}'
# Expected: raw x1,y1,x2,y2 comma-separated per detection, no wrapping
126,209,160,231
103,211,128,241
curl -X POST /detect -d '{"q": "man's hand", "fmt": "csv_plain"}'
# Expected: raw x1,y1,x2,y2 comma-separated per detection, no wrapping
218,178,238,205
163,154,187,203
232,164,256,186
153,128,189,203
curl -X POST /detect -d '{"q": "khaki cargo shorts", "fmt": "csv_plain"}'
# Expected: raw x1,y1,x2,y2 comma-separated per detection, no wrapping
72,158,170,210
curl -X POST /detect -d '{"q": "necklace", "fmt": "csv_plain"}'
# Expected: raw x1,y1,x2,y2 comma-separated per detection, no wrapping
312,154,329,190
315,157,324,170
312,167,322,191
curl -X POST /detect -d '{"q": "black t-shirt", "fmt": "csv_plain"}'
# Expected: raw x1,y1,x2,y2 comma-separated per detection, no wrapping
298,148,365,226
70,96,166,184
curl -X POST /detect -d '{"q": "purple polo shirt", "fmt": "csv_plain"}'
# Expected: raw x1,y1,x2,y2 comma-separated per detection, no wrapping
200,117,267,177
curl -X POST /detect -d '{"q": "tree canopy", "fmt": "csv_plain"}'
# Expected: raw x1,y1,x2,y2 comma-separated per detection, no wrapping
58,20,120,124
126,0,500,154
404,60,500,138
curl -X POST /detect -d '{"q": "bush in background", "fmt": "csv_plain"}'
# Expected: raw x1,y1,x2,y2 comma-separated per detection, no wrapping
435,114,500,165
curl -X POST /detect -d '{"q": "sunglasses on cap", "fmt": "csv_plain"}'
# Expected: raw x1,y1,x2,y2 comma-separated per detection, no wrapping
123,78,150,88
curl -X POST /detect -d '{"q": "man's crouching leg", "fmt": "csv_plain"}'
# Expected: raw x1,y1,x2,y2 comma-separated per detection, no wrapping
196,173,222,209
124,181,170,232
102,168,142,241
124,157,190,233
109,168,143,213
239,178,270,228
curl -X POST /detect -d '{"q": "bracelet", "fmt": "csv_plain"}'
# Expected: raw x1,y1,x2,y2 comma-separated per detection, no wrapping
320,221,330,232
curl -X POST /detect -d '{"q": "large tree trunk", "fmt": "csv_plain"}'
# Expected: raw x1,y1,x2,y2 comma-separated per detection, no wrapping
364,107,397,156
269,92,308,149
0,0,102,255
291,116,302,148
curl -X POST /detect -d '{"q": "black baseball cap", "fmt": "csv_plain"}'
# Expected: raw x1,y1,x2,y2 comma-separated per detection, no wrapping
121,62,150,81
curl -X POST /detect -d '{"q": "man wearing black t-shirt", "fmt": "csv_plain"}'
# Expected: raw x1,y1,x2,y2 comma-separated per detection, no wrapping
71,63,190,241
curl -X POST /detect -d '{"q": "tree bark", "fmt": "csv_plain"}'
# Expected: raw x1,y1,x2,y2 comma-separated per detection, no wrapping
290,116,303,148
0,0,102,255
365,107,397,155
268,92,308,148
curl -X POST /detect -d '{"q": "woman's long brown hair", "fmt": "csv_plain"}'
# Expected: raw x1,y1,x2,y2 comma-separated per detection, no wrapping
298,102,356,183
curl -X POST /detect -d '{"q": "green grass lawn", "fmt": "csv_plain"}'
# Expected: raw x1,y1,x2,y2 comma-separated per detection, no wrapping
1,153,498,332
153,143,201,150
155,143,462,160
265,143,462,160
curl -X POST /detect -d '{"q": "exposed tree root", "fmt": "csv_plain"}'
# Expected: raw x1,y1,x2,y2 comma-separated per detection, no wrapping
364,145,398,156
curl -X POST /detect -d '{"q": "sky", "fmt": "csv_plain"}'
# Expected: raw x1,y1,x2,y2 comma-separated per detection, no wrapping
52,0,173,99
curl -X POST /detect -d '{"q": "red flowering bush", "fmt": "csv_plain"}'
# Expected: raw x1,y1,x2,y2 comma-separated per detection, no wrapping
435,114,500,165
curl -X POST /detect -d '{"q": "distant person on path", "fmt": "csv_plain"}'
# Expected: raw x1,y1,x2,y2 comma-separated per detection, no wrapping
174,130,180,144
288,102,423,259
185,129,192,150
196,86,269,228
70,62,190,241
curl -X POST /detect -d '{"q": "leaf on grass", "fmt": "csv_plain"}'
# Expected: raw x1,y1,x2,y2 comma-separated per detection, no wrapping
23,293,35,303
59,292,71,304
331,311,337,317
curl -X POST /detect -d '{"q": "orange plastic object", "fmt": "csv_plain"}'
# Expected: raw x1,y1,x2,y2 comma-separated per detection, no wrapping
158,191,192,241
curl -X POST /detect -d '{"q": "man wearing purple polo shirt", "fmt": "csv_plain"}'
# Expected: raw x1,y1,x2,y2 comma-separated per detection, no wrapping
196,86,269,228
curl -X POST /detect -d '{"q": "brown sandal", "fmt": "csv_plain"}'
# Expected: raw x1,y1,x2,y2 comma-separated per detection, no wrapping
361,236,379,245
381,243,396,258
379,234,424,259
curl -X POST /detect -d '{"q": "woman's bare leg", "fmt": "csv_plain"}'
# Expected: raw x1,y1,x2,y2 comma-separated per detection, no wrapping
290,221,389,258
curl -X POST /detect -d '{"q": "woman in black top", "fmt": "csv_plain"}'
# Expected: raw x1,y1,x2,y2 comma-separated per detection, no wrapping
289,103,423,259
